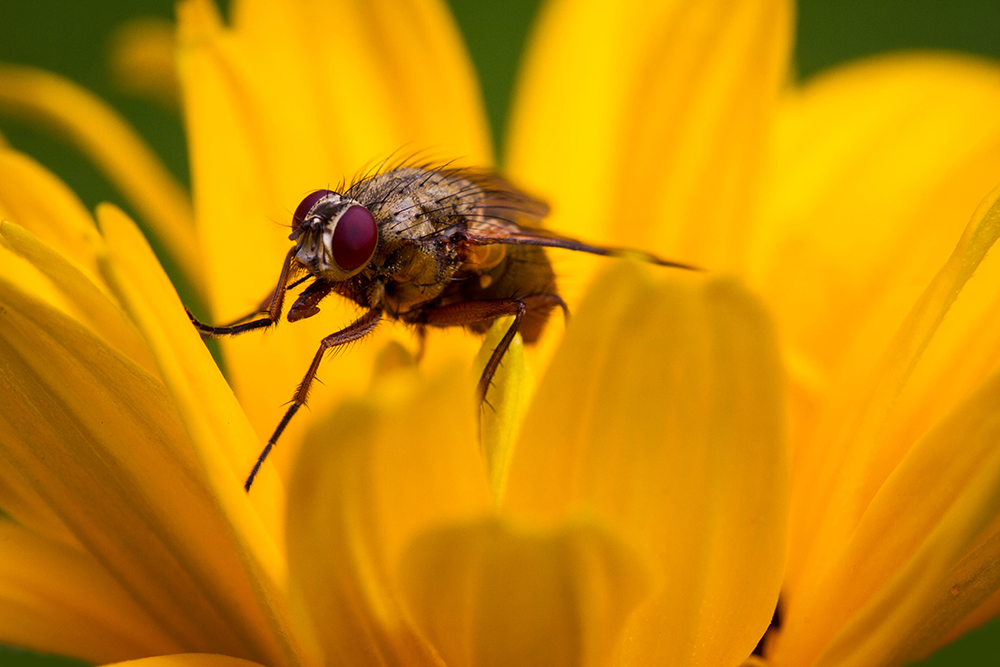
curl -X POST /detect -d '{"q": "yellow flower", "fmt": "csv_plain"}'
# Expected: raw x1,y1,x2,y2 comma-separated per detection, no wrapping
0,2,999,667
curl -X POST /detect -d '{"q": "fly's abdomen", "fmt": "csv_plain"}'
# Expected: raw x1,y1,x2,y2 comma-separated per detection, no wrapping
462,245,557,343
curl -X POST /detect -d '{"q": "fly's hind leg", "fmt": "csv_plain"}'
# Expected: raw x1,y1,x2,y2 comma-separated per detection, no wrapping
419,294,565,402
244,307,383,492
414,325,428,362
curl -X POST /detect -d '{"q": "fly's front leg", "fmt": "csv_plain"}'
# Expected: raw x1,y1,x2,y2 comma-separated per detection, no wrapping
186,247,299,336
244,307,382,491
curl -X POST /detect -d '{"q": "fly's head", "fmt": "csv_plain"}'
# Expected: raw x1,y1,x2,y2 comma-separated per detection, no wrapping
289,189,379,281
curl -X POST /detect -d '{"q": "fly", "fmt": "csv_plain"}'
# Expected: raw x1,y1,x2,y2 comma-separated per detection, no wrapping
187,164,697,491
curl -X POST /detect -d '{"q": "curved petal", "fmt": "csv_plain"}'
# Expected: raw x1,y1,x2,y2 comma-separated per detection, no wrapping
0,522,177,663
0,65,198,284
104,655,268,667
932,573,1000,657
0,275,274,662
507,0,792,281
0,149,102,274
504,264,789,666
285,363,493,665
397,517,648,667
754,54,1000,409
95,204,308,667
771,365,1000,667
96,204,284,534
785,182,1000,607
0,220,156,375
0,148,103,317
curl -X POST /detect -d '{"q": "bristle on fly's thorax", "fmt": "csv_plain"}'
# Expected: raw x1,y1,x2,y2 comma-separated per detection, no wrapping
346,167,486,240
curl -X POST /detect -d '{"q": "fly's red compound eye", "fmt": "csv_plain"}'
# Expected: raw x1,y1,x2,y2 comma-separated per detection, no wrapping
292,189,334,228
332,205,378,271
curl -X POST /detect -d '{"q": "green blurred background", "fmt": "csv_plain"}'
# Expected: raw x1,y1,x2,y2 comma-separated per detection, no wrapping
1,0,999,665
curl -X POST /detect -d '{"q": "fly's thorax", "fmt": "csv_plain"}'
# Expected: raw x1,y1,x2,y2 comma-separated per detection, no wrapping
352,167,486,243
374,239,463,316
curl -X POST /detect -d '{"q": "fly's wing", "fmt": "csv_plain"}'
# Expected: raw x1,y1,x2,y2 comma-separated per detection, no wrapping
465,171,550,227
458,171,700,271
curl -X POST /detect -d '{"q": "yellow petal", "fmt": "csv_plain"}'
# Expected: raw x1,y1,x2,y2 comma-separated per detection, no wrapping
0,239,71,319
0,275,272,661
231,0,492,164
95,204,305,666
96,204,275,511
504,263,789,666
931,575,1000,657
0,148,102,316
0,453,75,545
0,220,156,375
755,55,1000,397
0,522,178,663
104,655,268,667
872,210,1000,544
285,364,493,665
786,182,1000,607
904,513,1000,661
397,517,648,667
0,65,199,285
771,366,1000,667
109,18,181,107
0,149,101,274
476,317,534,502
507,0,791,278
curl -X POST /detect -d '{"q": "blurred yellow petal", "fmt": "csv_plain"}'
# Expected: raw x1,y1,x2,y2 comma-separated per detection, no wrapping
504,263,789,666
105,655,268,667
885,516,1000,663
0,65,198,284
109,18,181,107
755,55,1000,395
934,573,1000,656
756,61,1000,580
0,275,267,661
0,522,176,662
772,365,1000,667
286,364,493,665
232,0,492,166
507,0,791,272
787,183,1000,607
869,200,1000,554
398,518,648,667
